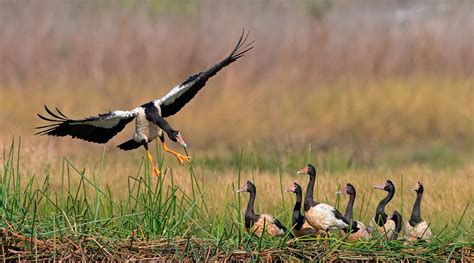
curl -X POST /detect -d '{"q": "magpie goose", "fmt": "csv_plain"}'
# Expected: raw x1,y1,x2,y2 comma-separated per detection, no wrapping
35,31,253,176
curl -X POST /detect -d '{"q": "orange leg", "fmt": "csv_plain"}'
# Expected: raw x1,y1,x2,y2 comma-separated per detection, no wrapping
146,151,161,176
162,142,192,165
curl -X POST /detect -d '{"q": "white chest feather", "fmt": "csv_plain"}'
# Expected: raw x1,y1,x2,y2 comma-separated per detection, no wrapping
133,109,161,143
134,109,148,142
369,218,396,238
340,221,370,241
147,122,160,141
250,214,285,237
304,204,348,231
405,221,432,240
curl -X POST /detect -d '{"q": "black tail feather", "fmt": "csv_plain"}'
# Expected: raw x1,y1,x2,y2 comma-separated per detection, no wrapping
117,139,142,151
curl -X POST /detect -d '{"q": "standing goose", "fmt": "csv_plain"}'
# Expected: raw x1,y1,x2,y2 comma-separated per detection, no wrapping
336,183,369,241
405,182,432,241
369,180,402,240
297,164,350,236
35,31,253,176
237,181,289,237
285,182,320,237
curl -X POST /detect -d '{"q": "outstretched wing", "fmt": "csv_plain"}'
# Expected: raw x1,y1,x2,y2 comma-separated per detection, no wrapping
157,30,254,118
35,106,137,144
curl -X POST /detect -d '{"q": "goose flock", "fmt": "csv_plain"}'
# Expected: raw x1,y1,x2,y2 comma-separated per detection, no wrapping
238,164,432,241
35,31,432,242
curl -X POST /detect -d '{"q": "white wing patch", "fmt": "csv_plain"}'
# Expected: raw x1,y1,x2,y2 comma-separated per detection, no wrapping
155,79,197,108
73,110,137,129
305,204,348,231
36,106,140,144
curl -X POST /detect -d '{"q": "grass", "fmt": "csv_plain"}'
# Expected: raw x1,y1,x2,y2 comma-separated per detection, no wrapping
1,1,473,260
1,139,472,261
1,77,473,162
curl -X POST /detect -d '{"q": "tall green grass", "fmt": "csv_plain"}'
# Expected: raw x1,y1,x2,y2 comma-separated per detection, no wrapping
1,139,472,261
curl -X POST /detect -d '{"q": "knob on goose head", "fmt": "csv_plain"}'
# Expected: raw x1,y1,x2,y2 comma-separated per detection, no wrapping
237,181,256,193
297,164,316,176
345,183,356,195
411,181,424,193
285,182,302,193
336,183,356,195
374,180,395,192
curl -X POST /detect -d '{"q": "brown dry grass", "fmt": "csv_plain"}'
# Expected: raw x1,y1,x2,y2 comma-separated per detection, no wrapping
1,1,473,231
114,162,473,229
1,77,472,155
1,1,473,154
4,142,472,228
1,1,473,84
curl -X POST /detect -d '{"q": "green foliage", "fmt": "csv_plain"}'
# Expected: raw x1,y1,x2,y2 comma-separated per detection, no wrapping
1,139,472,261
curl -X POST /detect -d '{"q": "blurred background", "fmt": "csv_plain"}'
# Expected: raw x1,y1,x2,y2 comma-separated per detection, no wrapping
0,0,473,172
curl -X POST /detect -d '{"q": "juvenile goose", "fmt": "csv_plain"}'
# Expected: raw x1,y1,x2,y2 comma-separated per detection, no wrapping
237,181,289,237
369,180,402,240
297,164,349,236
285,182,320,237
336,183,369,241
405,182,432,241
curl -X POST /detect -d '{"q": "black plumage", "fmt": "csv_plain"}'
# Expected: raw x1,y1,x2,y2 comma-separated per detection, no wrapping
36,107,135,144
298,164,350,233
160,33,252,118
35,31,253,152
370,180,403,240
237,181,290,237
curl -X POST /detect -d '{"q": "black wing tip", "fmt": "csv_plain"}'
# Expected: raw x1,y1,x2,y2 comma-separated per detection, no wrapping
55,107,68,118
49,106,68,120
229,29,254,60
37,113,60,123
38,106,70,122
159,29,253,117
35,107,133,143
35,105,71,134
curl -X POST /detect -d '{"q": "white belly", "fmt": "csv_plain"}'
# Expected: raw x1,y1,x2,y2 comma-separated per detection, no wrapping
133,109,162,143
147,121,160,141
134,109,148,142
250,214,285,237
405,221,432,240
369,218,396,238
340,221,370,241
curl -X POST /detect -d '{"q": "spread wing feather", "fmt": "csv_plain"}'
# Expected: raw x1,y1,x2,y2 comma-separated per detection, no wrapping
157,30,254,117
35,105,136,144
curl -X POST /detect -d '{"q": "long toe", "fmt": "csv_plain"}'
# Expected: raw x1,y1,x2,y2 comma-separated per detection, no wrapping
152,167,161,177
176,154,192,165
